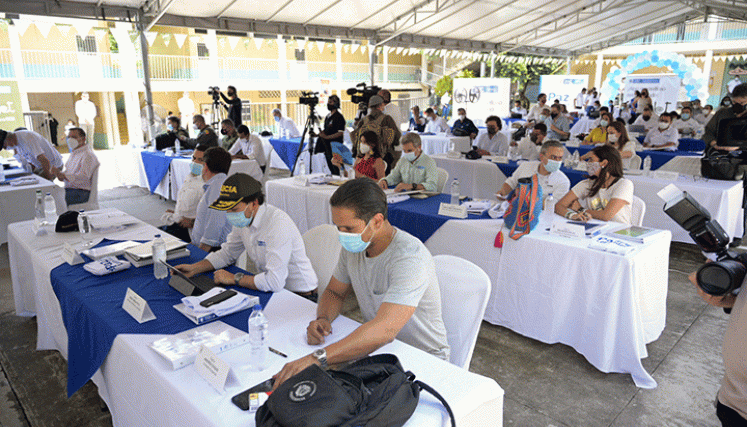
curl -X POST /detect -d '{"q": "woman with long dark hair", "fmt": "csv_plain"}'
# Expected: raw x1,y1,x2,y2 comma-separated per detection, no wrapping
555,145,634,224
332,130,386,180
606,121,636,169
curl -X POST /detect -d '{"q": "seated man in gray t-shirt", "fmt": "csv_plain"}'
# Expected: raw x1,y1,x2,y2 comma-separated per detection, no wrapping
273,178,450,389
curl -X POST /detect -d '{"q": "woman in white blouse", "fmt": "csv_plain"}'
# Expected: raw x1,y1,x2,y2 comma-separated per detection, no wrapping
555,145,634,224
606,121,636,169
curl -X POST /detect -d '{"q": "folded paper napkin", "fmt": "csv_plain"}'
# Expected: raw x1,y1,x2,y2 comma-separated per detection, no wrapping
182,287,254,317
387,194,410,204
588,236,636,256
488,201,510,219
463,200,495,215
83,256,131,276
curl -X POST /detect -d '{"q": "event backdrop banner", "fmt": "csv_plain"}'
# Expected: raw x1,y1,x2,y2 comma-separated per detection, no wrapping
452,78,511,120
623,74,681,113
539,75,589,108
0,81,24,130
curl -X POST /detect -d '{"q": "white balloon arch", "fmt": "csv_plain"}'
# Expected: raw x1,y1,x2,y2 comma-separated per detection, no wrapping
600,50,709,104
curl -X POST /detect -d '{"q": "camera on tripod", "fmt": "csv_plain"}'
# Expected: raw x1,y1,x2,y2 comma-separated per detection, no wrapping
299,91,319,107
208,86,220,102
346,82,381,106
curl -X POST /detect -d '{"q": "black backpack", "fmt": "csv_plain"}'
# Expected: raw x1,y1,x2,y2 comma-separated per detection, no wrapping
255,354,456,427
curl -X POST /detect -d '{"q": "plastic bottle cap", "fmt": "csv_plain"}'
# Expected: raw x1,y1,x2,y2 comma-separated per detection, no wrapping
155,234,161,238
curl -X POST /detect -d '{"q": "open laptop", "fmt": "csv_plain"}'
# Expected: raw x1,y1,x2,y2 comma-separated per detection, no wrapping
452,137,472,154
164,261,216,296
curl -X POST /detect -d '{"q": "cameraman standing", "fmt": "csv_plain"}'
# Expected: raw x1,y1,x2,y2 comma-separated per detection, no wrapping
317,95,346,175
704,83,747,155
220,86,242,127
690,269,747,425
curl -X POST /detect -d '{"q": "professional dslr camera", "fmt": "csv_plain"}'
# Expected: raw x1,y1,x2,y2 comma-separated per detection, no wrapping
299,91,319,107
208,86,220,102
347,82,381,105
665,192,747,296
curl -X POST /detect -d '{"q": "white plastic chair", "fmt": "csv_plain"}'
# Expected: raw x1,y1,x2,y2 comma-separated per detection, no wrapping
631,195,646,226
68,164,100,211
436,167,449,193
628,154,642,170
432,254,491,369
302,224,342,296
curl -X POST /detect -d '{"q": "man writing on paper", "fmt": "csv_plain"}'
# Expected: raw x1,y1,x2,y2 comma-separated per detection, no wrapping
497,140,570,203
378,133,438,193
0,128,63,181
160,147,206,242
272,178,449,388
51,127,100,206
191,146,233,252
175,173,318,299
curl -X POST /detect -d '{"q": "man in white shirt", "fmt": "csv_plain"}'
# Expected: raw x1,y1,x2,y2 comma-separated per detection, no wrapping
633,106,659,131
176,173,318,298
0,128,63,180
229,124,267,173
272,109,301,138
643,113,679,151
51,127,100,206
574,88,587,112
513,123,547,161
159,147,206,242
498,140,570,202
696,104,714,125
475,115,508,156
511,100,527,118
673,106,704,137
424,108,449,134
272,178,450,389
618,102,632,123
526,93,548,123
191,146,233,251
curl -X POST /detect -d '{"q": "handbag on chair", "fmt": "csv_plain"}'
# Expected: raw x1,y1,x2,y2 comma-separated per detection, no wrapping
503,174,543,240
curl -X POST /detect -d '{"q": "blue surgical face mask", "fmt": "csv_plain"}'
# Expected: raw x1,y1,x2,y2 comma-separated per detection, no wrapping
681,113,690,120
545,159,561,173
226,210,253,228
338,222,373,253
274,116,280,122
190,161,203,176
402,151,417,162
167,124,174,131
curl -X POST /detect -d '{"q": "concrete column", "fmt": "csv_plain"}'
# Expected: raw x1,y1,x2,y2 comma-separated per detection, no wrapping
480,61,486,78
594,53,604,89
102,91,120,147
368,40,376,86
113,23,142,145
335,39,343,96
206,29,219,82
490,53,495,78
278,35,288,116
703,50,714,98
566,57,572,74
137,21,155,143
420,51,427,84
122,90,143,146
383,47,389,83
7,24,29,112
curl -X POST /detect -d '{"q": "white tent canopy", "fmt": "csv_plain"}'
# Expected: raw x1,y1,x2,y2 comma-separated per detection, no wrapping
2,0,746,58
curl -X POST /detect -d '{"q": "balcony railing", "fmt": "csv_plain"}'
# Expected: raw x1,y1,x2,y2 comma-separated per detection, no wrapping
625,20,747,45
18,50,123,80
0,49,14,78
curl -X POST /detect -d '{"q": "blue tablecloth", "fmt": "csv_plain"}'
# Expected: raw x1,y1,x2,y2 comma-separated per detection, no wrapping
50,240,271,397
388,194,491,243
269,137,305,169
566,145,701,170
678,138,706,152
495,161,588,188
140,151,174,193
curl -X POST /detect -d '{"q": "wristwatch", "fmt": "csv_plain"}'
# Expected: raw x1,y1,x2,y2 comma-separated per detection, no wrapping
312,348,328,369
233,272,245,285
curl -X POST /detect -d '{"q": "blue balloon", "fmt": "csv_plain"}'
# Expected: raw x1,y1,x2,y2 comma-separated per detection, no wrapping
652,56,659,63
671,62,679,70
685,85,695,91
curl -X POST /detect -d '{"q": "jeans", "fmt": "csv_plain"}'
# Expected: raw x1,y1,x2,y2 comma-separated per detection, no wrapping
65,188,90,206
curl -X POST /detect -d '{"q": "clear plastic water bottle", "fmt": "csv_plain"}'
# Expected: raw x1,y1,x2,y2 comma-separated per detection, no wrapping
248,304,269,371
544,193,556,215
572,150,580,168
34,190,46,226
450,178,460,204
152,234,168,279
44,192,57,223
643,155,652,175
0,165,5,182
174,137,181,156
297,157,306,176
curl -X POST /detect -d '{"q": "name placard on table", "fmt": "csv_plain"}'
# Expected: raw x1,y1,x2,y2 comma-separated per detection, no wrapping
122,288,156,324
62,242,84,265
195,345,239,394
549,221,586,239
438,203,468,219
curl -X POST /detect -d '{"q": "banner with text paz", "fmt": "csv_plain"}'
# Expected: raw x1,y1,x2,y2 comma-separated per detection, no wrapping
539,75,589,109
623,74,681,113
452,78,511,122
0,81,23,131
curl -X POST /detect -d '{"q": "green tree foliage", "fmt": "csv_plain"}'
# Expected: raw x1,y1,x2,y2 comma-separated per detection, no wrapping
492,57,565,107
434,69,477,97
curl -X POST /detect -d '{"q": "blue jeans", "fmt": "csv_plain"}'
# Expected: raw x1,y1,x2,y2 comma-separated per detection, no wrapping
65,188,90,206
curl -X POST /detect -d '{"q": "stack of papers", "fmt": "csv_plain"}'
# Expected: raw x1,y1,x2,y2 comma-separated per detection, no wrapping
82,256,131,276
123,239,190,267
149,321,250,370
87,212,139,229
9,177,39,186
175,287,258,324
462,200,495,215
387,194,410,204
588,235,636,256
307,174,332,185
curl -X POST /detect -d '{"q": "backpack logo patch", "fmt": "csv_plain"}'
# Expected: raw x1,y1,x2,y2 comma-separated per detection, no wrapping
289,380,317,402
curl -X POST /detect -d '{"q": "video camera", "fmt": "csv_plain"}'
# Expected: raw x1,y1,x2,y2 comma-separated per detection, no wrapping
347,82,381,106
665,191,747,296
299,91,319,107
208,86,220,102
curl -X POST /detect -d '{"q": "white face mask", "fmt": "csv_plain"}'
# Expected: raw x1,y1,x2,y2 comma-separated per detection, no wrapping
608,134,619,143
193,124,200,131
587,161,602,176
402,151,417,162
658,122,670,130
359,144,371,155
458,114,466,121
66,137,79,151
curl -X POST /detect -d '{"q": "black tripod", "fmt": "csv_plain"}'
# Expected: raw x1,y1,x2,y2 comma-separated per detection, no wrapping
291,104,319,177
209,98,225,131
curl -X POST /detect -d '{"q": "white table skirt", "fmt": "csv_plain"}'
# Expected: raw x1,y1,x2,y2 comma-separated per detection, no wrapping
265,178,338,235
432,154,500,200
570,117,596,135
418,134,470,156
424,217,671,389
170,158,263,198
8,214,504,427
0,177,56,244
